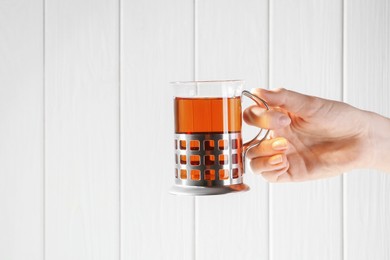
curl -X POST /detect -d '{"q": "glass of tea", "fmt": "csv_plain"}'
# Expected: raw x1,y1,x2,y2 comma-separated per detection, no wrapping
170,80,269,196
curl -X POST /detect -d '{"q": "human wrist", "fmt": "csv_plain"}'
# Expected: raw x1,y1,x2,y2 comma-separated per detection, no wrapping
365,111,390,172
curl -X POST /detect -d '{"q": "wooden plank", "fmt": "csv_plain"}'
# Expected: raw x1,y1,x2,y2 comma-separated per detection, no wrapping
344,0,390,259
45,0,119,259
195,0,269,259
0,1,43,259
121,0,195,259
270,0,343,259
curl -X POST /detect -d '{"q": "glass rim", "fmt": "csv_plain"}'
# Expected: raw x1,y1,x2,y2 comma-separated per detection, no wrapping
170,79,244,85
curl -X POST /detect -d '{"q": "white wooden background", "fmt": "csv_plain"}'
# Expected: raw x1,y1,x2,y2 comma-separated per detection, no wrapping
0,0,389,259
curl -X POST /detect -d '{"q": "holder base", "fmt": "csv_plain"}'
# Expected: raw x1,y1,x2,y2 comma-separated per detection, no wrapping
169,184,250,196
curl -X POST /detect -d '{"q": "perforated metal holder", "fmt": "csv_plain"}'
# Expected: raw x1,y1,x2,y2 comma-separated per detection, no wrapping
170,132,249,196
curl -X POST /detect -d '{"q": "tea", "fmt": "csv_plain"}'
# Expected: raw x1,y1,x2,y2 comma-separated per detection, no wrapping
174,97,242,133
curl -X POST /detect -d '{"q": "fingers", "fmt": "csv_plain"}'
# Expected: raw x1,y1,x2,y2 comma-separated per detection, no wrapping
261,163,290,182
248,137,290,183
251,88,324,117
250,153,289,173
250,154,290,183
243,105,291,130
246,137,289,159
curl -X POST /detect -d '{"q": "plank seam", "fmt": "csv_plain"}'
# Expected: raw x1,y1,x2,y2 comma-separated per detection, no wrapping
43,0,46,258
342,0,347,259
119,0,122,259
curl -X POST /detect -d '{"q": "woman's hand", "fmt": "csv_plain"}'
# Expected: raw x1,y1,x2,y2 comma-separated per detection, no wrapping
244,88,390,182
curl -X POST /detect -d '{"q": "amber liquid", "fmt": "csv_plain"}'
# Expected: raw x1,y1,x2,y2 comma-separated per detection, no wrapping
174,97,242,133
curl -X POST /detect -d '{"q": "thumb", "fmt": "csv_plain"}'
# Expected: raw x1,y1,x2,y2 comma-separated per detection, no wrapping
252,88,322,117
243,105,291,130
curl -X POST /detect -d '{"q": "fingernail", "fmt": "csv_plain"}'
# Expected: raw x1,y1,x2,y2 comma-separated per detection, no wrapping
279,115,291,125
272,139,288,150
269,154,283,165
251,106,264,116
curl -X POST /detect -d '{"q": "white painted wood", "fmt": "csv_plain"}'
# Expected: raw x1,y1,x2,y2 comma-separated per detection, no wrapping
270,0,343,259
1,1,390,259
345,0,390,259
196,0,269,259
45,0,119,259
0,1,43,259
121,0,195,259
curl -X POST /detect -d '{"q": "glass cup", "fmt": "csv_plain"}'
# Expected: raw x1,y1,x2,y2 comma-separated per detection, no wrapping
170,80,269,195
